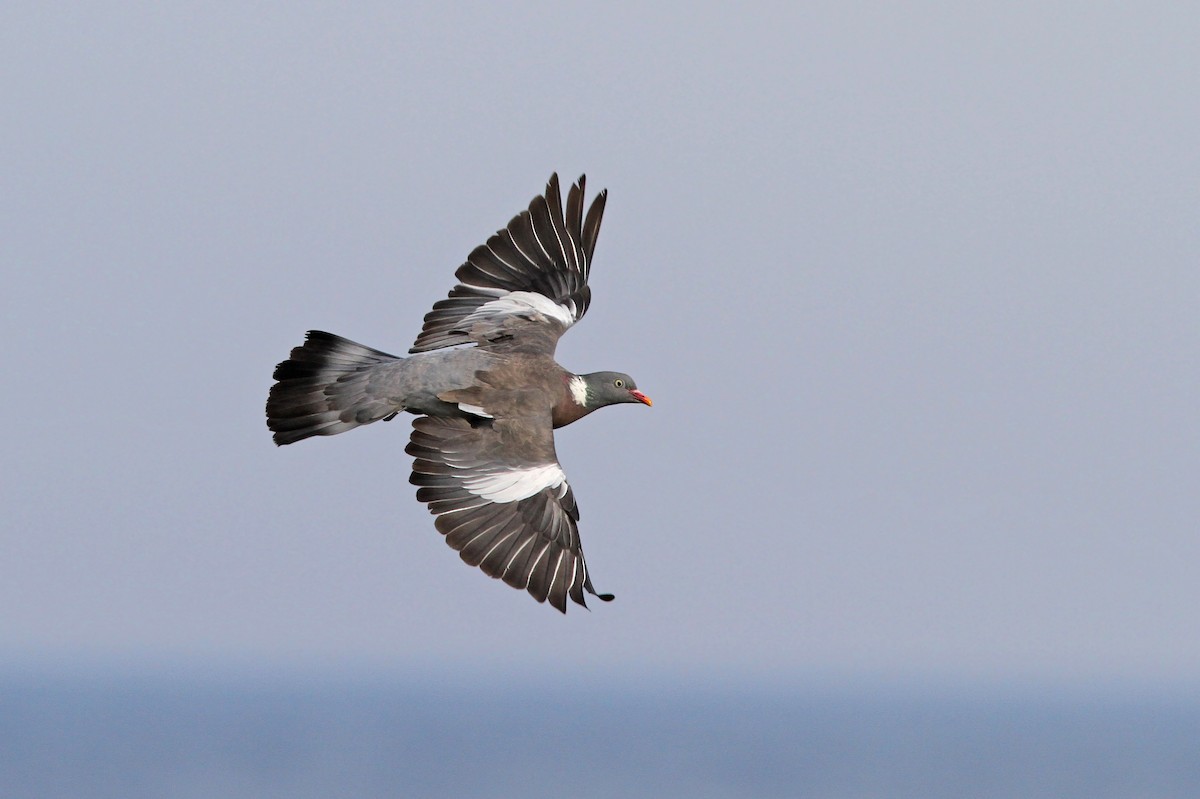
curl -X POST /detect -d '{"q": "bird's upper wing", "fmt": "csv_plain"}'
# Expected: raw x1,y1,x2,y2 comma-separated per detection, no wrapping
410,174,606,356
406,412,613,613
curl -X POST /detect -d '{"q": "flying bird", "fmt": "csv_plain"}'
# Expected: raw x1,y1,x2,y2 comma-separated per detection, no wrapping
266,174,651,612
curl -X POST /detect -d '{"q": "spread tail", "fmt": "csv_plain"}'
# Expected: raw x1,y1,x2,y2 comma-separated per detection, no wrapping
266,331,404,445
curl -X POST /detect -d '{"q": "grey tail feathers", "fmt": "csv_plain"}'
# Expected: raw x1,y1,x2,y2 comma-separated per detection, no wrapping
267,331,404,446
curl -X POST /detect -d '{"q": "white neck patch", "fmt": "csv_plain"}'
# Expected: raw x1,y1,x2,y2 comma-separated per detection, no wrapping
568,375,588,407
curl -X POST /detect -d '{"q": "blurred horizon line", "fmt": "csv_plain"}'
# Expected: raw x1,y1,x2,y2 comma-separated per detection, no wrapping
4,650,1199,703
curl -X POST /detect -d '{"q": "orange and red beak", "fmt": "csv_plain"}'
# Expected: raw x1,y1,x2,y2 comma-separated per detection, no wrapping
629,389,653,407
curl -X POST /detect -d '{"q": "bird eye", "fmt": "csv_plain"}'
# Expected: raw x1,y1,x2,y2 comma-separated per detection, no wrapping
614,379,624,388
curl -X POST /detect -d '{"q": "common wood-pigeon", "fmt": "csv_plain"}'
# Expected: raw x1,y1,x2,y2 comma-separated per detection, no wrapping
266,175,650,612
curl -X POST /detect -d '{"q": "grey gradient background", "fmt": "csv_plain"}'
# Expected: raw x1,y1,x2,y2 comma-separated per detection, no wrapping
3,3,1197,690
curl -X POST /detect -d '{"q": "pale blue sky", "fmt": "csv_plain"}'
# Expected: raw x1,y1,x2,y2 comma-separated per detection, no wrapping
2,3,1197,688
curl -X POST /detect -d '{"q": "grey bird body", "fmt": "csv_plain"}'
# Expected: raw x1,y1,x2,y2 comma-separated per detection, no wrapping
266,174,651,612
